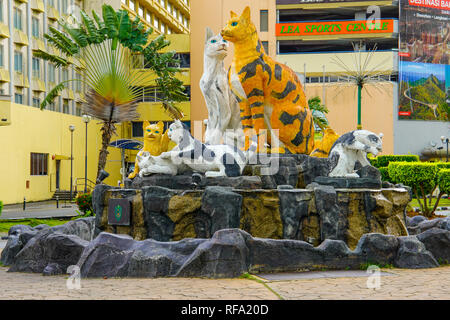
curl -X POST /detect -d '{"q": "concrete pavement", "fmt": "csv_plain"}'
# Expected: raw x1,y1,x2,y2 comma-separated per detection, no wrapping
0,266,448,300
1,201,80,220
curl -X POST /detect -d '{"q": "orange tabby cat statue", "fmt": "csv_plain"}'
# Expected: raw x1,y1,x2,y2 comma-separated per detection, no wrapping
128,121,170,179
222,7,315,154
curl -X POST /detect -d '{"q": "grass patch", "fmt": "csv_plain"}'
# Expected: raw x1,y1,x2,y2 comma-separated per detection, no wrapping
239,273,284,300
409,197,450,208
0,213,91,234
359,262,394,270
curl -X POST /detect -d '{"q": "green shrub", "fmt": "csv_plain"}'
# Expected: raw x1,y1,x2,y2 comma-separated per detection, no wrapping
388,162,441,217
368,157,378,168
0,201,3,215
75,193,92,214
379,167,392,183
376,155,419,168
438,169,450,195
436,162,450,170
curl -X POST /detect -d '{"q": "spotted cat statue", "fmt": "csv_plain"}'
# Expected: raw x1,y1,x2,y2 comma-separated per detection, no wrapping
160,120,257,177
328,130,383,178
200,27,243,147
221,7,315,154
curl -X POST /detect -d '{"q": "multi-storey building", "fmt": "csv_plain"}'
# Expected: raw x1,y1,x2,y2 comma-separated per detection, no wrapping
0,0,190,204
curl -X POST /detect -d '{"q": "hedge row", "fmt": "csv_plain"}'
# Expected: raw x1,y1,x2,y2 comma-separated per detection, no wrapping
0,201,2,215
388,162,439,194
370,155,419,169
438,169,450,194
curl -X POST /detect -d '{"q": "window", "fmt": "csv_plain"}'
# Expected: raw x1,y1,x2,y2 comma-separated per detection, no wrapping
63,99,69,114
14,51,23,73
32,97,40,108
154,18,159,29
161,23,165,34
138,6,143,17
62,68,69,82
32,58,40,78
168,2,172,13
32,17,40,37
75,72,82,92
146,12,151,23
62,0,68,14
0,45,3,68
262,41,269,54
172,53,190,68
48,0,55,8
260,10,268,32
14,93,23,104
132,121,143,137
13,8,22,30
159,0,165,8
48,63,55,83
48,102,56,111
121,0,126,4
0,0,3,22
129,0,135,10
30,153,48,176
75,102,82,116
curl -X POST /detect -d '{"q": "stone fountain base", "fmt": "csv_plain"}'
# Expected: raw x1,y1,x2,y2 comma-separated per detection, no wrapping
93,154,411,250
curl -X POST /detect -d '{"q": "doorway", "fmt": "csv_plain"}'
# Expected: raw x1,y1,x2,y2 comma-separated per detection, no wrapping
56,160,61,190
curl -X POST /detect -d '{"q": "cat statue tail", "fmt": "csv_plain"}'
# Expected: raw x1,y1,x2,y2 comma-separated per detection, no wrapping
245,134,259,163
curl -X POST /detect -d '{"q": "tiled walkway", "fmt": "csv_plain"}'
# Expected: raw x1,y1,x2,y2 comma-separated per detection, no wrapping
0,266,449,300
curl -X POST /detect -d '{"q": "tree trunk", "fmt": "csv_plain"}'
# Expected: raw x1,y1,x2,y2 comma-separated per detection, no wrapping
96,121,116,182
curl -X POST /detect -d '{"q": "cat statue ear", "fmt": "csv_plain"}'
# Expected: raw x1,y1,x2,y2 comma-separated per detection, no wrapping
379,133,384,139
205,27,214,43
241,6,251,22
230,11,238,18
143,120,150,129
156,121,164,131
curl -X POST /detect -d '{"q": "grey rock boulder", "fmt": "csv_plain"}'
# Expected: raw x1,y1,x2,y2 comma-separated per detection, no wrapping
409,215,427,227
354,233,399,265
394,236,439,269
201,187,242,235
8,229,89,274
1,225,36,266
176,229,250,278
417,228,450,264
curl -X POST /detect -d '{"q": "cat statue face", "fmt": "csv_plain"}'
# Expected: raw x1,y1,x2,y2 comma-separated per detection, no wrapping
205,27,229,60
143,121,164,144
167,120,189,145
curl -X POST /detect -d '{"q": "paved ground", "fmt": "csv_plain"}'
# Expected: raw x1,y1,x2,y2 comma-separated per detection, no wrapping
0,265,448,300
1,201,79,220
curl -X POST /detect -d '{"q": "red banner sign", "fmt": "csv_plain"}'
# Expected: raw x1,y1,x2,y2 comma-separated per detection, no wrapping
408,0,450,10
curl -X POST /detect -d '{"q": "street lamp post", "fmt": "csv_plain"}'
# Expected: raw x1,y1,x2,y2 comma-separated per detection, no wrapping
441,136,449,162
69,125,75,201
82,115,91,193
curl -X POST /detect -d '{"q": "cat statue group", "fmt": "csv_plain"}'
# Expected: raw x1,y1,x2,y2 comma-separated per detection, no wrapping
128,7,382,179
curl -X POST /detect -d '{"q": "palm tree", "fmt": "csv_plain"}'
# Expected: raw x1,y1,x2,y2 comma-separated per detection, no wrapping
330,41,391,129
34,5,186,181
308,96,329,132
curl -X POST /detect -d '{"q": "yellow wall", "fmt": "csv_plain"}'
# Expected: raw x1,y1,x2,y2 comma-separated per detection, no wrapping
305,83,394,154
0,103,123,204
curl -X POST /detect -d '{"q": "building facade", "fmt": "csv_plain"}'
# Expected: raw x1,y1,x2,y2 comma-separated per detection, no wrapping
0,0,190,204
190,0,449,156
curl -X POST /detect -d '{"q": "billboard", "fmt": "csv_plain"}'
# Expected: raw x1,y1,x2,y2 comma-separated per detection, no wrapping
276,0,375,4
398,0,450,121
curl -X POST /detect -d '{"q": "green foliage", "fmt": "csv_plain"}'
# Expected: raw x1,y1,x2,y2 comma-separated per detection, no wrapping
308,96,329,130
388,162,443,217
359,262,394,270
376,155,419,168
438,169,450,195
388,162,438,193
368,157,378,168
0,201,3,215
76,193,93,214
436,162,450,170
378,167,392,183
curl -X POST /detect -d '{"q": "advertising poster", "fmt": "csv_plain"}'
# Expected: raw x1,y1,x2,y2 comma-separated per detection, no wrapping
398,0,450,121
